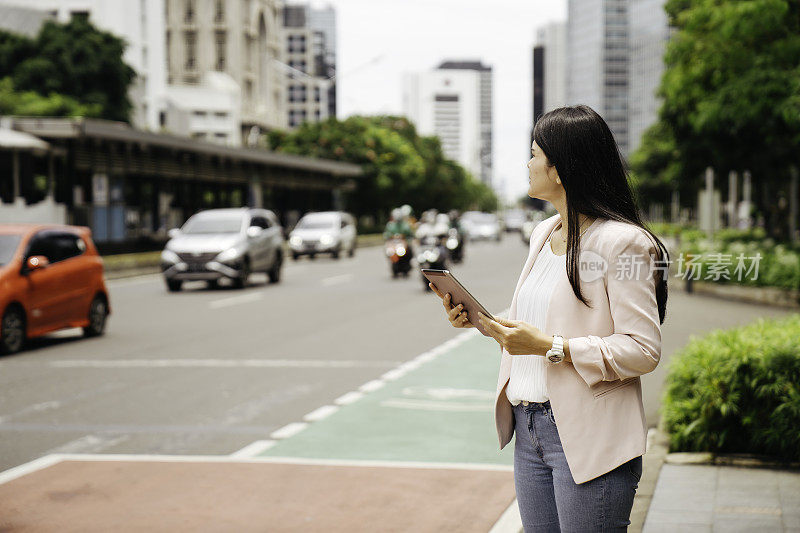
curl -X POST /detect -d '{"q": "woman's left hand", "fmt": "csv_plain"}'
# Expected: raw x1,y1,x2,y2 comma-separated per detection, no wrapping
477,313,548,356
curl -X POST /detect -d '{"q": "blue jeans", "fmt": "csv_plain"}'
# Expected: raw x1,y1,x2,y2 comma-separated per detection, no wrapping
512,401,641,532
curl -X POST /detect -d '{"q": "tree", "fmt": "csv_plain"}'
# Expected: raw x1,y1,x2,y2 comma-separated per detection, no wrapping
0,77,101,117
266,115,498,219
0,17,135,122
632,0,800,236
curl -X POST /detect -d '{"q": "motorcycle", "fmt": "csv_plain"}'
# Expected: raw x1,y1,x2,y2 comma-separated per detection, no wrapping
385,235,412,278
445,227,464,263
417,233,449,291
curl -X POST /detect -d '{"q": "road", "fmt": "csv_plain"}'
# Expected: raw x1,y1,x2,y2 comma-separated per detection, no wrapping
1,233,791,474
0,235,529,472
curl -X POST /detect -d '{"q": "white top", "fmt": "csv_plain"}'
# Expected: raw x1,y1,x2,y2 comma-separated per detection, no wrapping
505,230,565,405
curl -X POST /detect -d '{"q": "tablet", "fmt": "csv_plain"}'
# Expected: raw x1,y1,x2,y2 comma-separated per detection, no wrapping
422,269,496,338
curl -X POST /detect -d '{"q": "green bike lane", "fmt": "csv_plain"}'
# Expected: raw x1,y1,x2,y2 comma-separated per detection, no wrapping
257,330,515,467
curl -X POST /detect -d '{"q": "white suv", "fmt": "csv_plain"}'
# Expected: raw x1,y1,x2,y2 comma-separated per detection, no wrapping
288,211,357,260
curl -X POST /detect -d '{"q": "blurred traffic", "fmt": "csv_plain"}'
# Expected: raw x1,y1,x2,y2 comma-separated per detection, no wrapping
0,205,545,355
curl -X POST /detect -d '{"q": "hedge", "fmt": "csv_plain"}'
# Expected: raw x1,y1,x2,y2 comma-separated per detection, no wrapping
662,314,800,461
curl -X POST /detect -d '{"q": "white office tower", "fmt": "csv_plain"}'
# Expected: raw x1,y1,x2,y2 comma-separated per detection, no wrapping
403,69,483,185
282,3,337,128
629,0,671,154
437,61,493,188
567,0,630,156
536,22,568,114
6,0,167,132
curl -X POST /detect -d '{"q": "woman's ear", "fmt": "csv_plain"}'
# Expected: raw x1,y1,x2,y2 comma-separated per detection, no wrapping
547,164,561,185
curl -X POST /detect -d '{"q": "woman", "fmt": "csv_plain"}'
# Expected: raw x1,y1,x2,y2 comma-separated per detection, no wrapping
430,105,669,532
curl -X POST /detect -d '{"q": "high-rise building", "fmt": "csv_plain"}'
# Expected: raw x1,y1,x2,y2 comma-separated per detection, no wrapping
438,61,493,188
282,3,336,128
629,0,672,154
307,4,336,119
567,0,630,155
5,0,167,132
165,0,285,139
532,21,568,144
403,69,482,184
536,22,568,118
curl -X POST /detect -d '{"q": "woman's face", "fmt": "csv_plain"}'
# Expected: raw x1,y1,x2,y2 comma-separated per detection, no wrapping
526,140,561,200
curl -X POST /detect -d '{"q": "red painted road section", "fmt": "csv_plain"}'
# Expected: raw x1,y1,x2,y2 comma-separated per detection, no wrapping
0,458,515,532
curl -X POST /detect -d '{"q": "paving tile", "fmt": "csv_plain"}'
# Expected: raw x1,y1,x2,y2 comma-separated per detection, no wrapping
718,466,780,487
656,464,718,489
782,512,800,529
643,521,711,533
777,471,800,491
711,516,783,533
715,489,781,508
644,508,713,526
648,488,715,511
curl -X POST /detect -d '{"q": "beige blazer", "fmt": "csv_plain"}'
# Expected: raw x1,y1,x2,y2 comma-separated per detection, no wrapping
494,213,662,484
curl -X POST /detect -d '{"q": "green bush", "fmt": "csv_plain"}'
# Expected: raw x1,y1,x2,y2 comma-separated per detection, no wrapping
663,314,800,461
674,228,800,290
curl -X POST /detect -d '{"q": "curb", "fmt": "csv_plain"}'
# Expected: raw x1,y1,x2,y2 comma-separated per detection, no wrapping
629,425,670,533
102,234,385,280
683,279,800,309
664,452,800,470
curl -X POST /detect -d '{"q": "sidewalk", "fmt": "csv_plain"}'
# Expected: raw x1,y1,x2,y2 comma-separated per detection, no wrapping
643,461,800,532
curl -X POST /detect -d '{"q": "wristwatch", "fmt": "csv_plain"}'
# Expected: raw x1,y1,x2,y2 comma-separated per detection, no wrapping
546,334,565,364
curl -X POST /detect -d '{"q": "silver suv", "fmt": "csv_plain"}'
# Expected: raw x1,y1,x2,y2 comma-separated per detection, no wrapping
288,211,357,260
160,208,284,291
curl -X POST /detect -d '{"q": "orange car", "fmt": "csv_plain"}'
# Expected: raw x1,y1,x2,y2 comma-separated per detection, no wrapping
0,224,110,355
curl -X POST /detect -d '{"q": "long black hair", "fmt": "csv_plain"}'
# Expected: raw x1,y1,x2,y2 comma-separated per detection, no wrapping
533,104,669,325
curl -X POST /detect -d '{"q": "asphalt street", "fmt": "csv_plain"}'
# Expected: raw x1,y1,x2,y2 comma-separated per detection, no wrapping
1,234,791,474
0,235,529,472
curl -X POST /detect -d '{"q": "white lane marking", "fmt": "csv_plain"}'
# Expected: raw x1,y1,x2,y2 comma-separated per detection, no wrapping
224,308,508,472
270,422,308,440
334,391,363,405
0,400,62,424
209,292,263,309
321,273,354,287
380,399,493,412
489,499,523,533
0,454,64,485
230,440,277,458
48,359,400,369
359,380,385,393
0,453,512,486
381,367,407,381
43,434,129,455
380,398,492,413
106,273,161,288
397,360,422,372
303,405,339,422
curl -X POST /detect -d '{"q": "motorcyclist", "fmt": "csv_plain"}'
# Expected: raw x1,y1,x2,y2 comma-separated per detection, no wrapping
383,208,414,241
447,209,466,262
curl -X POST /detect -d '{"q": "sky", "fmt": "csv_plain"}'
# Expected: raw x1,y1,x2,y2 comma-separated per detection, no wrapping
308,0,568,205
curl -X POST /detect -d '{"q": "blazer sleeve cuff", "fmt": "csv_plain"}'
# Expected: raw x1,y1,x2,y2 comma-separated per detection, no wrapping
566,335,608,387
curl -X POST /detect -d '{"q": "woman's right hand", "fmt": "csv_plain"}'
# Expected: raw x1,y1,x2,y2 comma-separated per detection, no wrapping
429,283,474,329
